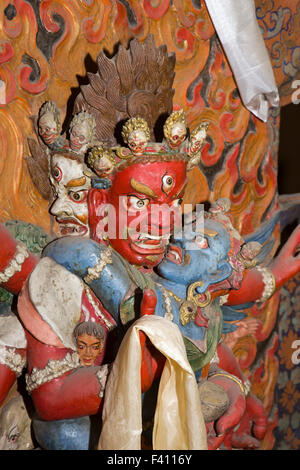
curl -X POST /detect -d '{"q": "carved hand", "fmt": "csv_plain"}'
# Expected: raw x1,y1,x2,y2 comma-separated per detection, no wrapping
206,372,246,450
270,224,300,288
229,393,267,449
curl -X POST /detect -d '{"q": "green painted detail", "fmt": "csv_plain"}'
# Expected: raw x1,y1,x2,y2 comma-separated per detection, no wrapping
183,302,223,372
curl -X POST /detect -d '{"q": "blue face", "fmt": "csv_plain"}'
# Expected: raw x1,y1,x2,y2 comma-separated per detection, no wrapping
156,216,232,293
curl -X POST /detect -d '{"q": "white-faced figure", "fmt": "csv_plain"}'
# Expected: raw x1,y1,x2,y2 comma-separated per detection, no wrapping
188,122,209,156
69,111,97,155
38,101,61,148
121,117,150,156
49,150,93,237
163,109,187,151
186,122,209,170
87,146,116,178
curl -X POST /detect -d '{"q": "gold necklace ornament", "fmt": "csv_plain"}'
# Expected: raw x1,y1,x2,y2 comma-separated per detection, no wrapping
158,281,212,326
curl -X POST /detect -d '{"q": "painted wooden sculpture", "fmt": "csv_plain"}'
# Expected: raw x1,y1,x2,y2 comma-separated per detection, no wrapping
0,0,300,450
1,107,300,449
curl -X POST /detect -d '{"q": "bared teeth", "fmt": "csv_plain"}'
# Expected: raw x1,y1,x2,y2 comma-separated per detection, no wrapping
59,223,87,236
135,242,161,250
167,250,180,261
138,233,162,241
166,245,183,264
127,228,170,252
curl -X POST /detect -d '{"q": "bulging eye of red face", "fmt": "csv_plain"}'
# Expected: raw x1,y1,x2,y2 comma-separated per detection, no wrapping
126,196,150,212
162,174,175,194
68,190,88,203
52,166,62,182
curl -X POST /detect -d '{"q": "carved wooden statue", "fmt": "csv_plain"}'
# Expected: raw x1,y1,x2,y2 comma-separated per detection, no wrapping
0,0,300,450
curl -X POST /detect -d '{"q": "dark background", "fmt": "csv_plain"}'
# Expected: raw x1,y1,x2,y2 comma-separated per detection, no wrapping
278,103,300,195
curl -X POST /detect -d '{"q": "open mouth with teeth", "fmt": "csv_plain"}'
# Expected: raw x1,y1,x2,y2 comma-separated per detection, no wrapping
165,244,183,264
57,219,88,236
43,134,56,144
70,142,83,150
129,231,170,255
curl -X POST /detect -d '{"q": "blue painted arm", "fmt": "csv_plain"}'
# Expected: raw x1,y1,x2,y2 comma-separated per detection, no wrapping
42,237,132,321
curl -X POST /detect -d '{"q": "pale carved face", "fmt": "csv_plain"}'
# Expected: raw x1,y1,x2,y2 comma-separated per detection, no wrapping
189,128,207,155
93,154,115,177
128,129,148,155
38,113,59,146
169,122,186,149
49,154,91,237
69,121,91,154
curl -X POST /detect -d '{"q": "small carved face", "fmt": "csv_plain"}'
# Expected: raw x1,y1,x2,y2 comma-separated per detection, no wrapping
189,128,207,155
128,129,148,155
70,121,91,154
49,154,91,237
76,333,103,367
168,122,187,148
38,113,59,145
94,154,115,177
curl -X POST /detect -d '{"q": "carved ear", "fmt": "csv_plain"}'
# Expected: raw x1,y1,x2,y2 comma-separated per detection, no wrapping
87,188,108,243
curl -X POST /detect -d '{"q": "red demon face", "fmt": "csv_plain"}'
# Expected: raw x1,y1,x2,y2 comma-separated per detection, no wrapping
89,159,187,268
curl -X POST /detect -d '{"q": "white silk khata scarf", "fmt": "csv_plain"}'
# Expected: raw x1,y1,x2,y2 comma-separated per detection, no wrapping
98,315,207,450
205,0,279,122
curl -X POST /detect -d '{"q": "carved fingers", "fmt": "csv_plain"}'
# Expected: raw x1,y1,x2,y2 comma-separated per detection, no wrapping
271,224,300,287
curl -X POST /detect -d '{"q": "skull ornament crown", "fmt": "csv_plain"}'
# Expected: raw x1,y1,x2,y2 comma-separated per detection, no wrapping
86,110,209,179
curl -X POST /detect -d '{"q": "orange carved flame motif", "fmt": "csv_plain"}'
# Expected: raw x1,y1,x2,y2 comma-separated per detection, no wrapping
1,0,299,449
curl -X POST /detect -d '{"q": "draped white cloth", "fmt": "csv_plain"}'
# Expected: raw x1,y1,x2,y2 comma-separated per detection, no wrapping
98,315,207,450
205,0,279,121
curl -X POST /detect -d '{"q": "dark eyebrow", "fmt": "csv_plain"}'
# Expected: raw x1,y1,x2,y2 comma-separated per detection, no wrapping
77,340,101,346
